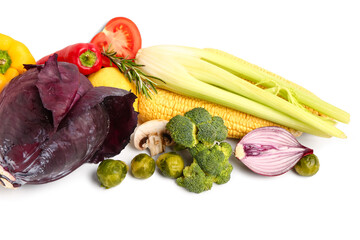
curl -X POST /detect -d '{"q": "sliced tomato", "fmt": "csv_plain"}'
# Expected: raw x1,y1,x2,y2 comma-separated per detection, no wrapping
91,17,142,66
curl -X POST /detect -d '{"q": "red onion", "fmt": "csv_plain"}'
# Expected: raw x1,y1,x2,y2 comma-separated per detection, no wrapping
234,127,313,176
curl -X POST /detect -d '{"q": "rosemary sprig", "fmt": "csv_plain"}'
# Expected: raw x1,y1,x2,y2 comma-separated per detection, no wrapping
102,46,164,98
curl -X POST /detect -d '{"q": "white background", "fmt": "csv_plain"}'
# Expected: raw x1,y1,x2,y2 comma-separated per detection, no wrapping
1,0,359,239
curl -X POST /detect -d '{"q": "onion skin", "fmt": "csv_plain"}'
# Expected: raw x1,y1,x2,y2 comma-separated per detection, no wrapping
234,127,313,176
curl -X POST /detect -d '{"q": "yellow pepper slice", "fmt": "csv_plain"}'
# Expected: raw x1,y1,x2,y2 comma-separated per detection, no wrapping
0,33,36,92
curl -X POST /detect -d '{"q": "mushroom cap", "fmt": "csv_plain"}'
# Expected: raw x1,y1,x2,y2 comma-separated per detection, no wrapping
133,119,174,151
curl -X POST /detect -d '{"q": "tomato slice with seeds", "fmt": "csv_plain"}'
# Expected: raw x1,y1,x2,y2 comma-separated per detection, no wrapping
91,17,142,66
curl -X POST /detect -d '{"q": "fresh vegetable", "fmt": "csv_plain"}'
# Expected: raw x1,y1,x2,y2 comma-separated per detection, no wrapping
156,152,185,179
204,48,349,124
166,107,229,148
138,88,302,138
91,17,142,65
0,33,35,92
0,55,138,188
136,45,349,138
176,162,213,193
36,43,102,75
166,115,198,148
294,154,320,176
97,159,128,188
133,120,174,156
88,67,138,111
234,127,313,176
166,107,233,193
190,142,233,184
131,153,155,179
187,108,228,146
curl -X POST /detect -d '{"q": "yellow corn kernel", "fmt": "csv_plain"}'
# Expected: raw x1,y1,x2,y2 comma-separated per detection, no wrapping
138,88,302,138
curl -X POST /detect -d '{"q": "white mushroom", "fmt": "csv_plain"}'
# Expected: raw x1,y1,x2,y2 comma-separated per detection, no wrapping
133,120,174,156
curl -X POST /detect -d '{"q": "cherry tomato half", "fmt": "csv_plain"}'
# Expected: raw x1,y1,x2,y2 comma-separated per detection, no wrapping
91,17,142,66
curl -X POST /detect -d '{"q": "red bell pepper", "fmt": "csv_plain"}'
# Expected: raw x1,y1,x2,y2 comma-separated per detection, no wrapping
36,43,102,75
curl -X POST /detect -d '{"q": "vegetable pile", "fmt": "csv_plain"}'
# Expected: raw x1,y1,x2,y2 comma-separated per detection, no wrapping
0,16,350,192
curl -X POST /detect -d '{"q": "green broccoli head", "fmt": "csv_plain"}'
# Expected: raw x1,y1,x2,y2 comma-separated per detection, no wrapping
176,162,213,193
166,115,198,148
196,122,217,147
192,142,233,183
212,142,233,184
195,115,228,147
188,142,208,157
189,142,232,161
213,163,233,185
184,107,212,125
167,108,228,148
194,146,226,176
167,108,233,193
211,116,228,142
218,142,233,160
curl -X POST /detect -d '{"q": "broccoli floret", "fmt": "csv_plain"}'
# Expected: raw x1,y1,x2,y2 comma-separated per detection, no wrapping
176,162,213,193
196,122,217,147
213,163,233,184
184,107,212,125
211,116,228,142
166,115,198,148
184,108,228,146
194,146,226,176
192,142,233,184
196,117,228,146
218,142,233,160
167,108,228,148
166,108,233,193
212,142,233,184
189,142,208,157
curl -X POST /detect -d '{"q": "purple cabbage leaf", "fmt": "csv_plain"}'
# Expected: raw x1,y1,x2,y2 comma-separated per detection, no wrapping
0,55,138,188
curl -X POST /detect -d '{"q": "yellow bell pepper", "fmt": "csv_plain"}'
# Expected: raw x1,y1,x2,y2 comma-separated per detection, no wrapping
0,33,36,92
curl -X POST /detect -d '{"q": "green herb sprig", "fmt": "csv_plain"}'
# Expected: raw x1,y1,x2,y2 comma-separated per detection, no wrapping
102,46,163,99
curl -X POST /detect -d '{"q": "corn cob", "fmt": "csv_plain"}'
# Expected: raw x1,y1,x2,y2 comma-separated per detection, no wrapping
138,88,302,138
203,48,346,123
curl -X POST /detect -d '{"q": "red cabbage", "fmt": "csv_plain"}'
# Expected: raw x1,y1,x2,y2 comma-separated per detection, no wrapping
0,55,138,188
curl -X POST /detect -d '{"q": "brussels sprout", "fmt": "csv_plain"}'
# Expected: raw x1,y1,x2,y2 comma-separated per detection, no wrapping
156,152,185,178
131,153,156,179
295,154,320,176
97,159,128,188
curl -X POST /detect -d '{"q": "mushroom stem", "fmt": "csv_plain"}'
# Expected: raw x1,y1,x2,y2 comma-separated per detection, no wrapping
148,135,166,156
